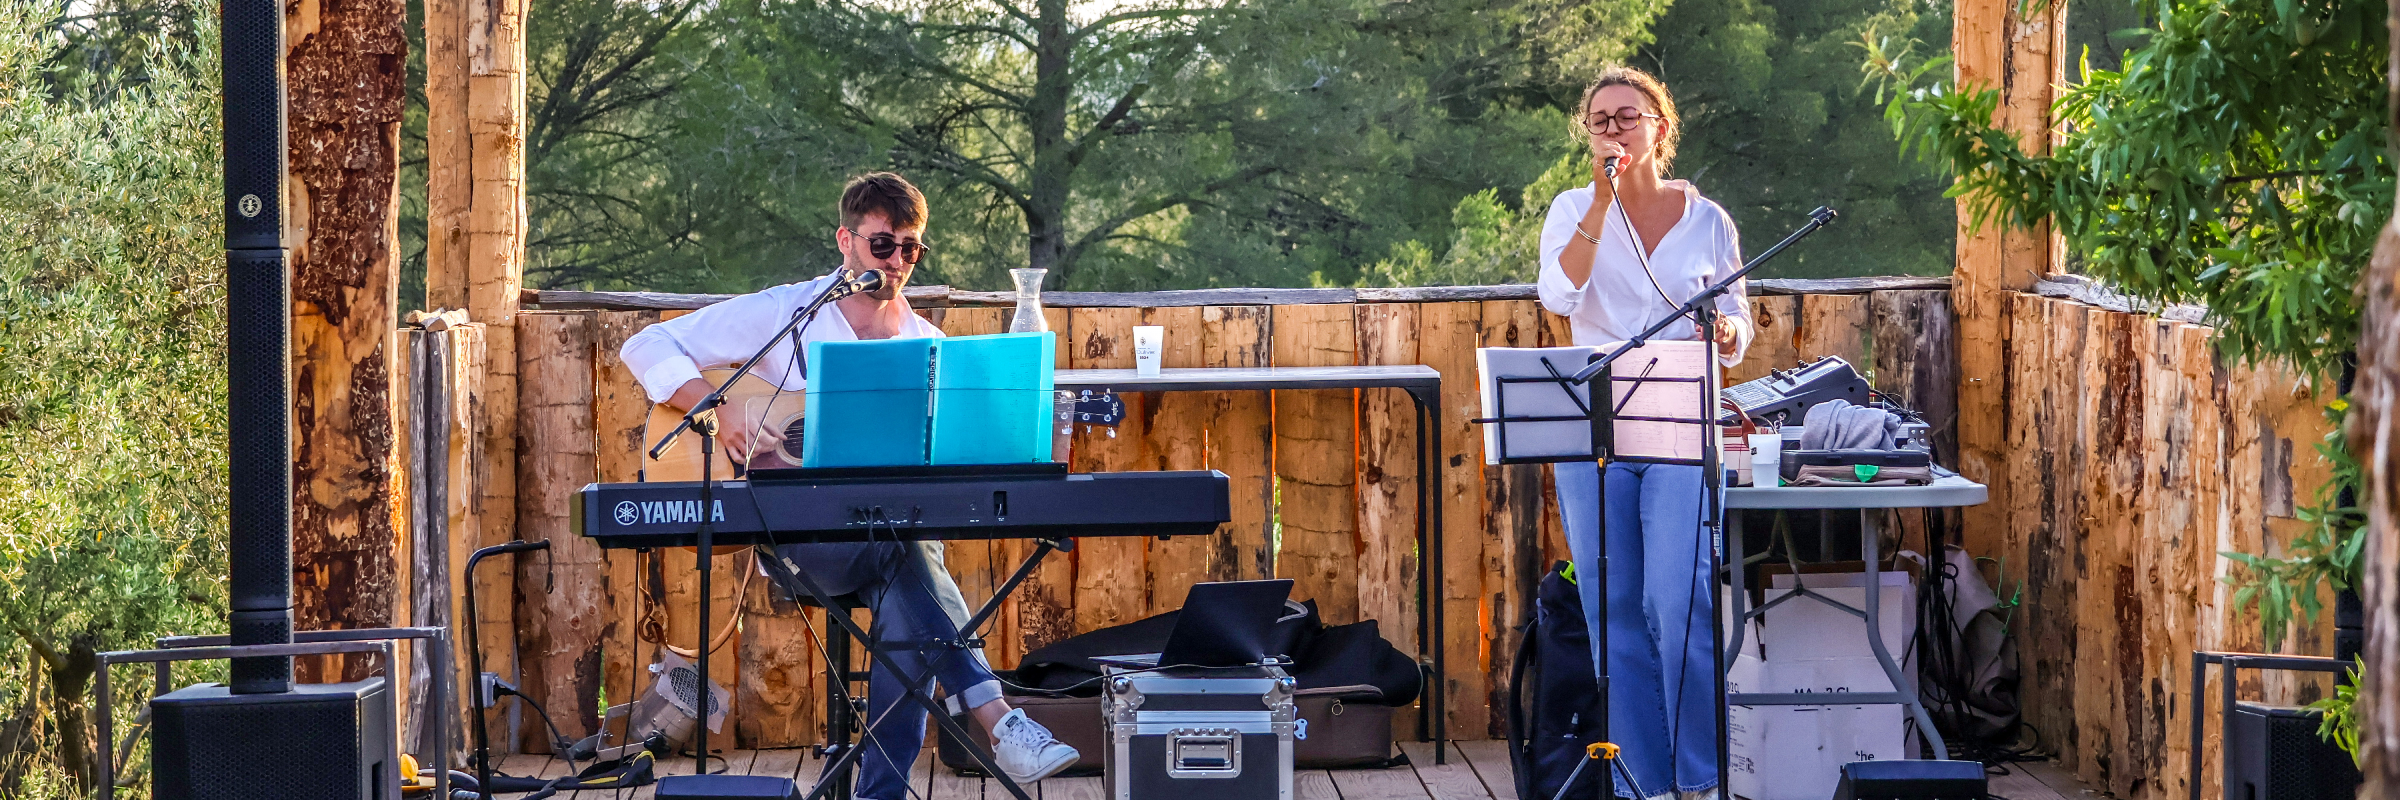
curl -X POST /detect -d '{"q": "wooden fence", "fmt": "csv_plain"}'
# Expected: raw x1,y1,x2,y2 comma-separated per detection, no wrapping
1964,294,2339,800
396,280,2335,800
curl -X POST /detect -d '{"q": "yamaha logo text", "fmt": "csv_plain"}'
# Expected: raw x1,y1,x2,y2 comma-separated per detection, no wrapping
613,499,725,526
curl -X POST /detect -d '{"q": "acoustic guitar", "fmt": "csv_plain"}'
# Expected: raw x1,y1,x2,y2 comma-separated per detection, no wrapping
642,368,807,484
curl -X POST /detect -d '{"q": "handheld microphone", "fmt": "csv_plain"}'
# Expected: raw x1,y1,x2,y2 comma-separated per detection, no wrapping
1604,155,1621,179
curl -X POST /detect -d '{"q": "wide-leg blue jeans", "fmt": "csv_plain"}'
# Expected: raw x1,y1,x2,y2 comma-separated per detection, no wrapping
768,540,1003,800
1555,460,1720,797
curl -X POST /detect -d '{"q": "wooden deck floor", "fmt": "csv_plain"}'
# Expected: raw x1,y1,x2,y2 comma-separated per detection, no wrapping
492,741,2097,800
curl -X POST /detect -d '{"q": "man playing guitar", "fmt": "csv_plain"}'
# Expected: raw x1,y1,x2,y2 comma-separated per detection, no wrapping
619,172,1081,796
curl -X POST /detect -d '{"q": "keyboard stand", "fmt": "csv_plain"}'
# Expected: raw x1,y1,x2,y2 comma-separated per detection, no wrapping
767,534,1073,800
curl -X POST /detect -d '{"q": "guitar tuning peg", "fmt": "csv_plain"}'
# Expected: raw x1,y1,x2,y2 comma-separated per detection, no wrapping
1106,429,1116,439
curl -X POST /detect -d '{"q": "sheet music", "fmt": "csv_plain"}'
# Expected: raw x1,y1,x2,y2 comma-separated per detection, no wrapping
1604,339,1711,461
1476,346,1600,464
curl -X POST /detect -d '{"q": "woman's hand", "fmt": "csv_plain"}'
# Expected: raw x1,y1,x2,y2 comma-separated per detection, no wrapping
1590,140,1629,193
1704,317,1739,356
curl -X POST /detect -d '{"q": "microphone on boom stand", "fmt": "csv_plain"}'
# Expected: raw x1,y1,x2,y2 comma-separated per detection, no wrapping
639,264,888,797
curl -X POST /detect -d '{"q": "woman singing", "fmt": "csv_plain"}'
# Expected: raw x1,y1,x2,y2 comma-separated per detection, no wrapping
1535,66,1752,800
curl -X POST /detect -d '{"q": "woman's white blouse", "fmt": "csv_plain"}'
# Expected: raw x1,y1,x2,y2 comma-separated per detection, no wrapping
1536,181,1754,367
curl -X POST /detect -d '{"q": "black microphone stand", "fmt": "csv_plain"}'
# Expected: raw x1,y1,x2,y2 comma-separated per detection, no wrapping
645,267,877,777
1545,203,1836,800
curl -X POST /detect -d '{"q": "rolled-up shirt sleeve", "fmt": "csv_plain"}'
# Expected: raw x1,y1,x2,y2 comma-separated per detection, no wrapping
1711,208,1755,368
1536,190,1592,317
618,288,796,405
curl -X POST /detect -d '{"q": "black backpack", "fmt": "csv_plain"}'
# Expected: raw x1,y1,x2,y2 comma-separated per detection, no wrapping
1508,561,1604,800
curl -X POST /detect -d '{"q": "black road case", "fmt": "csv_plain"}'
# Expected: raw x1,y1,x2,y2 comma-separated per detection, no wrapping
1102,665,1296,800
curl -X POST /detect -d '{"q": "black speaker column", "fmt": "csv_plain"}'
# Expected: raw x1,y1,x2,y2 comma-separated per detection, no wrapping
222,0,294,695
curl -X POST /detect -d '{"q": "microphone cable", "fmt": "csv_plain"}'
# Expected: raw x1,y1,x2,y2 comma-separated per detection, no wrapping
1602,162,1684,314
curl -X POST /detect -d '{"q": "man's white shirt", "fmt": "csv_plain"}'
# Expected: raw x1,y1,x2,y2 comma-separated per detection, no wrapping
619,271,947,405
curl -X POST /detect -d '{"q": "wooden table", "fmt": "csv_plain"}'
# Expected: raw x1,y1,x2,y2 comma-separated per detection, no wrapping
1055,366,1451,762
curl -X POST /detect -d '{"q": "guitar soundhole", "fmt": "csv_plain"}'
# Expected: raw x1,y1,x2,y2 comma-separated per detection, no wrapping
780,417,806,461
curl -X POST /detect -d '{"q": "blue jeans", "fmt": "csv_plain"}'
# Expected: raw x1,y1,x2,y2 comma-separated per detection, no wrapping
1556,460,1720,796
767,540,1003,800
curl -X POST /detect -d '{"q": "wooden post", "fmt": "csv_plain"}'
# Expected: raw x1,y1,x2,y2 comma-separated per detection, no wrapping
427,0,527,742
1141,306,1215,615
1417,301,1485,739
1355,304,1422,655
1016,307,1077,652
1069,307,1154,632
1950,0,2067,573
1203,307,1277,585
1478,300,1544,739
285,0,408,683
594,311,663,732
1726,295,1800,385
513,312,606,751
1271,304,1362,624
444,323,491,759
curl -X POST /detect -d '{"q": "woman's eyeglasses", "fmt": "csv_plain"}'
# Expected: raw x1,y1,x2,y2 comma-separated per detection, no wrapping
845,228,932,264
1582,107,1663,134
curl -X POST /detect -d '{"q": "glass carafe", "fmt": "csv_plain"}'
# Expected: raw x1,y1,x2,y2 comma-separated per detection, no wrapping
1009,268,1048,333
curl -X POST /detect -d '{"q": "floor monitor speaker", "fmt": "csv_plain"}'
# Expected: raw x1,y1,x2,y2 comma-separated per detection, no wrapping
1831,759,1988,800
657,774,803,799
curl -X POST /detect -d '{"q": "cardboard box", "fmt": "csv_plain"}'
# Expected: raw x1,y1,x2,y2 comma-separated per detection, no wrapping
1727,654,1908,800
1759,572,1915,670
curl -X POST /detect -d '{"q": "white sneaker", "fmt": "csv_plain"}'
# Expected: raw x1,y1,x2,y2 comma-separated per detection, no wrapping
991,708,1079,784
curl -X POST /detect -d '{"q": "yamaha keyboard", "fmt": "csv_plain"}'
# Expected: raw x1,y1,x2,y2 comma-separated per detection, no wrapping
572,464,1231,548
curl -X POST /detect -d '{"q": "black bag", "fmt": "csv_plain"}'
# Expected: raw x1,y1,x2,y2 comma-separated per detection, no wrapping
1508,561,1604,800
1013,599,1324,695
1288,619,1421,706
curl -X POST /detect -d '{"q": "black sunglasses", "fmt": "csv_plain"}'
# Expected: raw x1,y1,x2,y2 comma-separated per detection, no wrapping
844,228,931,264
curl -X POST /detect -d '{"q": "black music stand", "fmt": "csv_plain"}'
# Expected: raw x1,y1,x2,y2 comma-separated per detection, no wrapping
1473,207,1837,799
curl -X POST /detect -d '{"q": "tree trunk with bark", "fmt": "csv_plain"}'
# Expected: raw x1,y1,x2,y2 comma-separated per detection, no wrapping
2352,5,2400,793
285,0,409,683
1025,0,1073,278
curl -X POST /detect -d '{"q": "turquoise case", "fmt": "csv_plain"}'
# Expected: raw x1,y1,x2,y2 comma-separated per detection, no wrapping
801,338,936,467
933,332,1056,390
928,332,1057,464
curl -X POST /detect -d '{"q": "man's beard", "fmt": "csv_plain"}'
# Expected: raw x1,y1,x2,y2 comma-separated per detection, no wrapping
866,268,905,301
840,260,906,301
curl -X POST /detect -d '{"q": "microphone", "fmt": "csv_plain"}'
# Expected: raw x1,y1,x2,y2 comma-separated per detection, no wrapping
1604,155,1621,179
827,268,885,300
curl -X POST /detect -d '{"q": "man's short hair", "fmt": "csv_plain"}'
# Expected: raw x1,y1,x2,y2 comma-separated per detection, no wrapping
839,172,928,231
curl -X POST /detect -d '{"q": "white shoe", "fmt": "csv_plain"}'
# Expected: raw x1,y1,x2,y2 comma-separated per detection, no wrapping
991,708,1079,784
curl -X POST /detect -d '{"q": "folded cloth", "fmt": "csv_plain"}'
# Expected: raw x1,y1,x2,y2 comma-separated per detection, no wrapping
1799,399,1902,450
1790,463,1934,486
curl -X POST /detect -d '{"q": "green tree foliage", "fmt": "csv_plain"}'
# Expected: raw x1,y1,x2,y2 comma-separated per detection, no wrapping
1359,0,1958,287
1645,0,1956,277
1866,0,2389,376
1862,0,2390,650
461,0,1638,294
0,1,230,793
